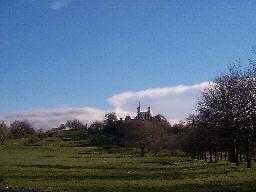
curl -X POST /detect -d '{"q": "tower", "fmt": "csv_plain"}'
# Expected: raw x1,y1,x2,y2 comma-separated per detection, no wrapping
135,103,152,120
147,106,151,113
137,102,141,114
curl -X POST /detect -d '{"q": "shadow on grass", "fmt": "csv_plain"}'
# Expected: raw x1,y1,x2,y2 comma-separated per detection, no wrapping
57,183,256,192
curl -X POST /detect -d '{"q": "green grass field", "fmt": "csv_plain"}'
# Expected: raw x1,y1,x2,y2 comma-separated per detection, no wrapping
0,135,256,192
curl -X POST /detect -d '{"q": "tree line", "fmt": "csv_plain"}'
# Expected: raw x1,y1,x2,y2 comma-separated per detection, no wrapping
87,112,173,157
84,56,256,166
0,120,37,144
0,119,88,145
183,61,256,168
1,52,256,167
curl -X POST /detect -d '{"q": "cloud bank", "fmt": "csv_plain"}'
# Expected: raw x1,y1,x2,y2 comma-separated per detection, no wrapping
0,107,106,129
108,82,210,123
0,82,209,129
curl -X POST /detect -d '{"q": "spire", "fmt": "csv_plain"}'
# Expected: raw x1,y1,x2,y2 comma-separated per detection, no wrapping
137,102,141,113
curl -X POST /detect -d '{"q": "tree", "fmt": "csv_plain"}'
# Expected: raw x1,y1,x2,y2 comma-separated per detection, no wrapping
196,63,256,167
184,114,219,162
88,121,103,133
10,120,35,139
0,121,9,145
65,119,87,130
104,112,118,126
153,114,168,122
122,120,170,157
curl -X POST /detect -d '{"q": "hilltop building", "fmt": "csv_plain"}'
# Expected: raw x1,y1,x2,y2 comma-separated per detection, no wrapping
134,103,152,120
135,103,152,120
124,103,153,121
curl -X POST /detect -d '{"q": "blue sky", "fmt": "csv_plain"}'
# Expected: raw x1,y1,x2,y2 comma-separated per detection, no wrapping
1,0,256,128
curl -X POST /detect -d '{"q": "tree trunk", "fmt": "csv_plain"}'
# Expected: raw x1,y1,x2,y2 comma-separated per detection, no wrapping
246,138,251,168
209,151,213,163
235,149,239,166
235,139,239,166
1,136,4,145
251,143,256,161
229,146,236,163
140,147,145,157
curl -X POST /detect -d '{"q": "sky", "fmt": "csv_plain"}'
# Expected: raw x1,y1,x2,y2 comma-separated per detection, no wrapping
1,0,256,129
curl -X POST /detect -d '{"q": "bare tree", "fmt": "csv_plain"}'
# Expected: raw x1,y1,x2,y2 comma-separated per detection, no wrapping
104,112,118,126
0,121,9,145
10,120,35,139
65,119,87,130
196,63,256,167
88,121,103,133
122,120,170,157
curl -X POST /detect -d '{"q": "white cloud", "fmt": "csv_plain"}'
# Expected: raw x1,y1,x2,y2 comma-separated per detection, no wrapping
0,82,210,129
108,82,210,123
0,107,106,130
50,0,68,10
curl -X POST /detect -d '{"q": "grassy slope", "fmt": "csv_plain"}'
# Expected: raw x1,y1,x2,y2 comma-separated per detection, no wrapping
0,135,255,191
